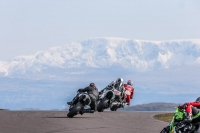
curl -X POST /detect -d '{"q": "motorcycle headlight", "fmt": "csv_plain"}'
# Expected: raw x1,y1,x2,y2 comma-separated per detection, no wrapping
79,95,86,100
106,91,113,99
85,98,90,105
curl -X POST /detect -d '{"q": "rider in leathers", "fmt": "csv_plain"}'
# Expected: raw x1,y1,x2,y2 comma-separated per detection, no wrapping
67,83,99,113
178,97,200,122
124,80,134,106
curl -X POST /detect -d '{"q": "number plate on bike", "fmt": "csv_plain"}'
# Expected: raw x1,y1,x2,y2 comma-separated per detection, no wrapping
114,89,121,95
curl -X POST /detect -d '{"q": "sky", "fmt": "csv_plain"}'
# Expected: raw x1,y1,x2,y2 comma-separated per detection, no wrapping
0,0,200,61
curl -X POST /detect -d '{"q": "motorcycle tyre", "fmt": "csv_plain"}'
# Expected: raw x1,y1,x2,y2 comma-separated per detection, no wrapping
160,125,169,133
67,102,83,118
97,98,109,112
110,105,118,111
193,122,200,133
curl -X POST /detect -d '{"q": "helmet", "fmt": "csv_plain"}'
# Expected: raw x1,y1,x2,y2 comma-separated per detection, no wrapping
89,83,96,88
127,80,133,86
117,78,123,84
116,78,123,87
196,97,200,102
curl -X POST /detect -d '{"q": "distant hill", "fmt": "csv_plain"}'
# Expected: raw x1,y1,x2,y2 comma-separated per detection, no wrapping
120,102,180,111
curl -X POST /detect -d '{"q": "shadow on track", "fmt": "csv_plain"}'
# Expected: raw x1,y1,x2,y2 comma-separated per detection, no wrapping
43,116,91,118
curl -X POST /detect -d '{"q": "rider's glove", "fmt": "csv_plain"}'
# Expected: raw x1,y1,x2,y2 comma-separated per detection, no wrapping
178,103,187,109
178,105,184,109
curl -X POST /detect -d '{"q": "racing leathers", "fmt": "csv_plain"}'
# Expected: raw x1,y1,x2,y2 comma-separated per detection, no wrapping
124,84,134,105
78,86,99,111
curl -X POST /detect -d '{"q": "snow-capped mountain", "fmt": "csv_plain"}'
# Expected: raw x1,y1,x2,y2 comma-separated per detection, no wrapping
1,37,200,78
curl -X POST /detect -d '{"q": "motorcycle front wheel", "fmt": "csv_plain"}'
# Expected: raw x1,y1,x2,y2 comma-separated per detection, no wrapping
67,102,83,118
160,125,170,133
110,104,118,111
97,98,109,112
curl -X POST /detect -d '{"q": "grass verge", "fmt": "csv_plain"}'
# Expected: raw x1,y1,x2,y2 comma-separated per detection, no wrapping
154,113,174,123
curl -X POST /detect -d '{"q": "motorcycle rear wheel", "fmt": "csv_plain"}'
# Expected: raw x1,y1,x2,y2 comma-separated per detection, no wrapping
193,122,200,133
110,105,118,111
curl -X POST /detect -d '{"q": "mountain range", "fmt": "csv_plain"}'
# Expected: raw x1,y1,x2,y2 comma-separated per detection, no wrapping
0,37,200,110
1,37,200,78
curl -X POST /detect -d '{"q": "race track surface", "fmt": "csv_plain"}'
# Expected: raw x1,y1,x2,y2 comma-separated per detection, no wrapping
0,110,168,133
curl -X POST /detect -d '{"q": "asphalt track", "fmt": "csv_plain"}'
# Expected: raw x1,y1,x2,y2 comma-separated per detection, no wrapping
0,110,168,133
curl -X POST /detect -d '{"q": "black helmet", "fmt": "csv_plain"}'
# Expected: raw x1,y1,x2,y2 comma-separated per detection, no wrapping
89,83,96,88
196,97,200,102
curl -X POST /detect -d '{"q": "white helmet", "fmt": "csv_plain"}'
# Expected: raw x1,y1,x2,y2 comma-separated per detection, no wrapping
117,78,123,83
117,78,123,86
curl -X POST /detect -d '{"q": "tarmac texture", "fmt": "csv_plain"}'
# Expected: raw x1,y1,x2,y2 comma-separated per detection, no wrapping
0,110,168,133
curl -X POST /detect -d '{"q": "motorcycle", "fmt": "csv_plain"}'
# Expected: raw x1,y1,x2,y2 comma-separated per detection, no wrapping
67,91,93,118
109,89,129,111
160,107,200,133
97,87,126,112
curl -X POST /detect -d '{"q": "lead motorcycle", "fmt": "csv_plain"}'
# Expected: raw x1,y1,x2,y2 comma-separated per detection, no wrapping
97,84,126,112
160,107,200,133
67,91,93,118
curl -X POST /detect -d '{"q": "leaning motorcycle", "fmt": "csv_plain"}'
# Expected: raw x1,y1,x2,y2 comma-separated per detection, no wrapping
110,89,130,111
67,92,92,118
97,87,125,112
160,107,200,133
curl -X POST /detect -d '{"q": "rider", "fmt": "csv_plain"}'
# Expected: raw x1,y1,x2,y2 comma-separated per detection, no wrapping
67,83,99,113
178,97,200,122
124,80,134,106
99,78,126,106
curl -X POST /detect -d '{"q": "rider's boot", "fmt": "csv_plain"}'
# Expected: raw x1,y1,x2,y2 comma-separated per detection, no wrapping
79,110,84,115
119,100,126,108
67,97,78,105
183,112,192,123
